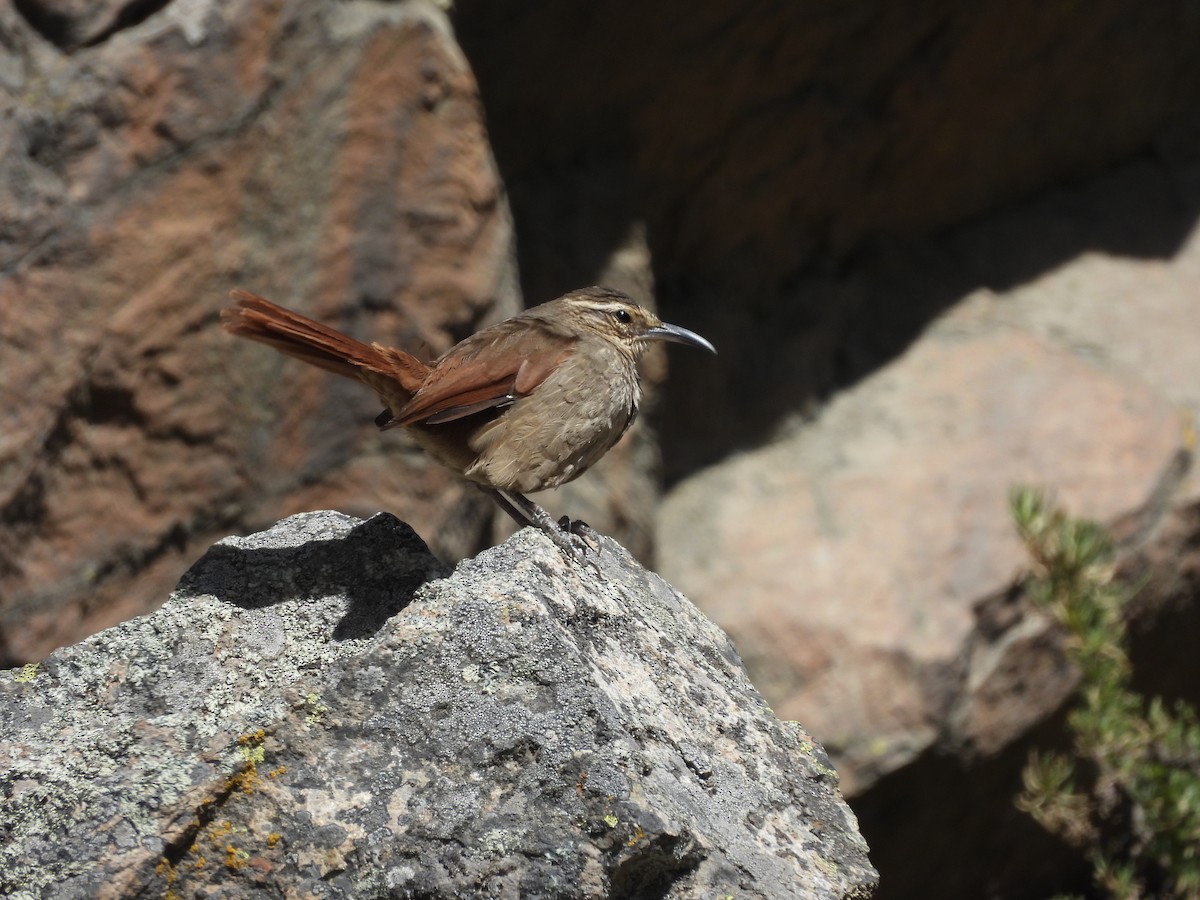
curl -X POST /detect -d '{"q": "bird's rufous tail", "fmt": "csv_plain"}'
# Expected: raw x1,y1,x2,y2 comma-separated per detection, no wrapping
221,289,430,396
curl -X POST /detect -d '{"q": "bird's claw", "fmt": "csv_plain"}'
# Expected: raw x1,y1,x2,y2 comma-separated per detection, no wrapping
543,516,600,564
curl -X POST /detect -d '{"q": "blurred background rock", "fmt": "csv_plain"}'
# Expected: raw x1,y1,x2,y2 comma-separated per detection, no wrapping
3,0,1200,896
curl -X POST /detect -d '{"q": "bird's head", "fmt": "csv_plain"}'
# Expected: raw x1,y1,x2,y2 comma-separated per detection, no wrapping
555,286,716,357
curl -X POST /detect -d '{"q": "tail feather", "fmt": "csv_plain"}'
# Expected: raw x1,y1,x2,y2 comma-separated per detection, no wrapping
222,289,429,395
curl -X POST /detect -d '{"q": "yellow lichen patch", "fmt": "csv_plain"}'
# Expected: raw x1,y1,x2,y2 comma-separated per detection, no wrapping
230,730,270,794
156,856,182,900
225,843,251,870
266,833,282,848
208,820,234,842
625,825,647,848
14,663,38,684
155,856,177,885
238,729,267,758
304,693,328,724
267,765,287,779
225,764,258,795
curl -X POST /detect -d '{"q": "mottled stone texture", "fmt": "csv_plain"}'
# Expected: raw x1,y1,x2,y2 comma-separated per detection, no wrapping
0,511,877,899
0,0,520,665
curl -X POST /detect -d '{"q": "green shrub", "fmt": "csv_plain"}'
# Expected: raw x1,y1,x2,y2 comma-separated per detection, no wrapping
1013,488,1200,899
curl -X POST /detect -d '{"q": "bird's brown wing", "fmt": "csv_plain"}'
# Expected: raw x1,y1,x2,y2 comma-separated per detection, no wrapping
384,328,576,429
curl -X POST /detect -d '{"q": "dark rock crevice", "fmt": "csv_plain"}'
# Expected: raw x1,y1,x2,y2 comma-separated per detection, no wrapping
13,0,173,52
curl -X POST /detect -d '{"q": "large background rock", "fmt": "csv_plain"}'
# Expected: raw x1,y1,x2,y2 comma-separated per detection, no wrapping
659,156,1200,790
0,511,876,899
0,0,520,664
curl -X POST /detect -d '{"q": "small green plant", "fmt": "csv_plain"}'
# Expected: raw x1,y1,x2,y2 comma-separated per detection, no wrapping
1012,487,1200,899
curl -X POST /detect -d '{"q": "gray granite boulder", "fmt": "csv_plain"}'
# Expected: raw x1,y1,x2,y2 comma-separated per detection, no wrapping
0,511,876,898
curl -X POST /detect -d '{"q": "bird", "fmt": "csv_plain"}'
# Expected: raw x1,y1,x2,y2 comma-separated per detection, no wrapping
221,285,715,557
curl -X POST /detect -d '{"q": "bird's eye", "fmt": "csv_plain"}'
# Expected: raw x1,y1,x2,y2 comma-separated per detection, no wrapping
613,309,632,324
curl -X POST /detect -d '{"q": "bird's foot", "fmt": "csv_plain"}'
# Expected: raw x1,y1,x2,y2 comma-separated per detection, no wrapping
557,515,594,537
556,515,600,555
514,513,595,565
484,488,600,565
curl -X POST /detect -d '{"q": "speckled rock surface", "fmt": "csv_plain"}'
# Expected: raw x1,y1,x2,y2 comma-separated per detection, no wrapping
0,511,876,899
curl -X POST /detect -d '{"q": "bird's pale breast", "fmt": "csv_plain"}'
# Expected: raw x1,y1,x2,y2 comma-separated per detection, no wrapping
464,339,640,493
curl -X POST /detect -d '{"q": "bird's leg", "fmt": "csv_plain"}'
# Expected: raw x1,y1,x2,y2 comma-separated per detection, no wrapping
482,488,595,558
485,488,538,529
495,490,556,535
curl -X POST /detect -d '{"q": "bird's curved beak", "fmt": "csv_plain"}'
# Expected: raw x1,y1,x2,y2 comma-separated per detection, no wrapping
643,322,717,354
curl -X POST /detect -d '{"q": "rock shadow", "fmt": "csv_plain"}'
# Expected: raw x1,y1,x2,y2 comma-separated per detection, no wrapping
175,513,446,641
